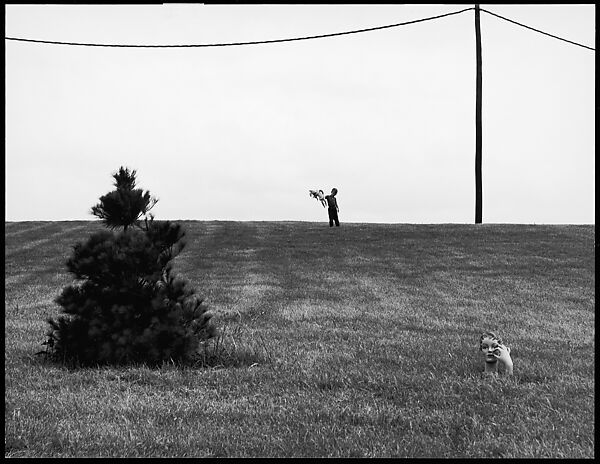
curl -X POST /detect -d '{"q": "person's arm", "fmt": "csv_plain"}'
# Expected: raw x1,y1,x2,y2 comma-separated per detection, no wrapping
336,198,339,212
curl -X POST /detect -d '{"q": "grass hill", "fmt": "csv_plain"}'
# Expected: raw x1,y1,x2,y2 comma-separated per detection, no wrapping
4,220,595,457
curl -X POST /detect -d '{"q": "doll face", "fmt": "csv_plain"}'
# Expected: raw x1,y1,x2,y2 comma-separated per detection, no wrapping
480,333,502,364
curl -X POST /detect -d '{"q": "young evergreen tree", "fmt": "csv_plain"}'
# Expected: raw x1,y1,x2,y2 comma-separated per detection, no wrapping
90,166,158,231
45,167,216,366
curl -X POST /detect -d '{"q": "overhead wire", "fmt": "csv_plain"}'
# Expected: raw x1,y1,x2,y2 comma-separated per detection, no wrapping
4,6,595,51
4,7,475,48
479,8,595,51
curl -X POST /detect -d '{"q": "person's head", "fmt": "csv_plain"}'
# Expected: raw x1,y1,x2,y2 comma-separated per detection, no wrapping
479,332,503,364
331,188,338,196
318,190,324,194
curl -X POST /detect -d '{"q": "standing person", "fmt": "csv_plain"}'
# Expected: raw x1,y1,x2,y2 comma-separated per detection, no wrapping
325,188,340,227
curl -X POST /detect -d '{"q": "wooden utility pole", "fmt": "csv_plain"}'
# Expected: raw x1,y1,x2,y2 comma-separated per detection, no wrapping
474,4,483,223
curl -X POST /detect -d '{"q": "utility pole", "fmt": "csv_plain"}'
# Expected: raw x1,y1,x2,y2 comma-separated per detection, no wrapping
474,4,483,224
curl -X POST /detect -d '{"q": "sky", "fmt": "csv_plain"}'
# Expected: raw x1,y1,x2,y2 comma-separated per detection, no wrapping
4,4,595,224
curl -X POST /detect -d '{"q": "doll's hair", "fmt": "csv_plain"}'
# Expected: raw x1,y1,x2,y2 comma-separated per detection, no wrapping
479,331,503,350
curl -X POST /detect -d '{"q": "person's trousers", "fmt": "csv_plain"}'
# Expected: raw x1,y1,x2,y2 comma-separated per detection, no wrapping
328,208,340,227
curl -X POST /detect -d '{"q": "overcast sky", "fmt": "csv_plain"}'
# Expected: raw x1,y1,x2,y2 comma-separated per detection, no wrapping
5,4,595,224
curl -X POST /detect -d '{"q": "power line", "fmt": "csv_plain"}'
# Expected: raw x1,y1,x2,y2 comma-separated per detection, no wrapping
4,6,594,51
480,8,595,51
5,7,476,47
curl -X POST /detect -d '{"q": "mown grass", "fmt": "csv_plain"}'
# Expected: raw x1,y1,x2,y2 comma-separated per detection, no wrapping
4,220,595,457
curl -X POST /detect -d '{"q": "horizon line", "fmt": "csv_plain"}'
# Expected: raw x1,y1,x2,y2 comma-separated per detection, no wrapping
4,219,595,226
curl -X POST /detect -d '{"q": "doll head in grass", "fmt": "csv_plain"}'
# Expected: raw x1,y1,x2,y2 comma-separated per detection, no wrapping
479,331,513,375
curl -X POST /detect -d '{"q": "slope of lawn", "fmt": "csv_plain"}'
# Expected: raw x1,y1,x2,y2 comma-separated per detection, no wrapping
4,220,595,457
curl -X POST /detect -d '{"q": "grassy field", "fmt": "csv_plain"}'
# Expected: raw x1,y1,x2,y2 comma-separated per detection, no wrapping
4,220,595,458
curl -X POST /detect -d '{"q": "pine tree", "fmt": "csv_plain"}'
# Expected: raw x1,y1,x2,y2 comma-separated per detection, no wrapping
90,166,157,231
45,167,216,366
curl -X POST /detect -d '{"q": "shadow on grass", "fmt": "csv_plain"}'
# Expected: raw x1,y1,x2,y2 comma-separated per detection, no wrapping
21,323,270,372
